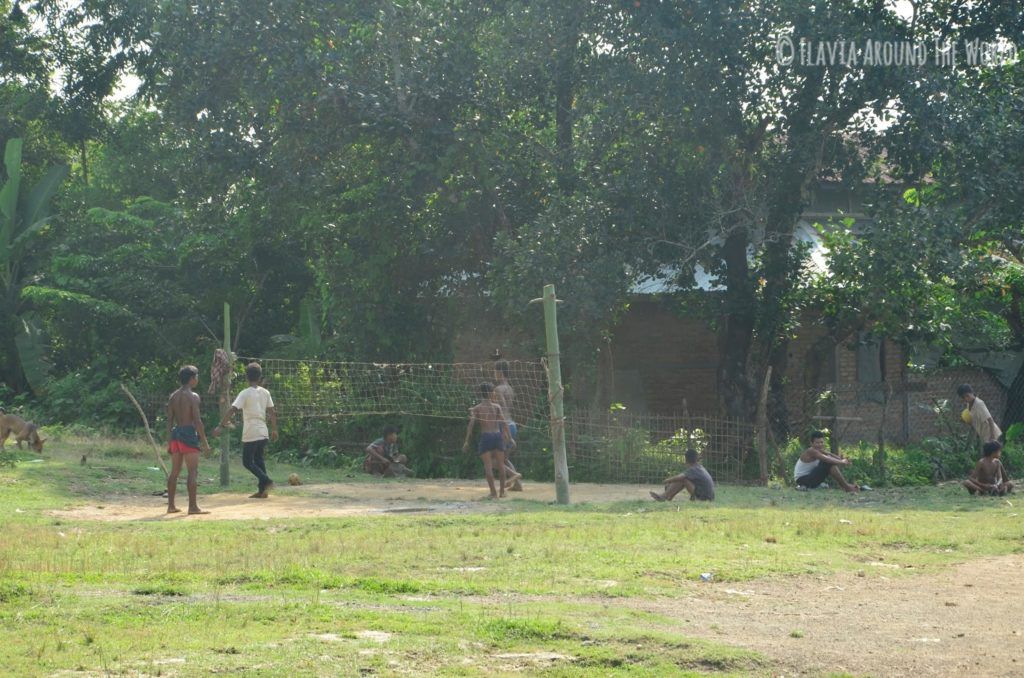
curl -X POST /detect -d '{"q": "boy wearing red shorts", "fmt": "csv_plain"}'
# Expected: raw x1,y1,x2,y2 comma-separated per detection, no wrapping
165,365,211,514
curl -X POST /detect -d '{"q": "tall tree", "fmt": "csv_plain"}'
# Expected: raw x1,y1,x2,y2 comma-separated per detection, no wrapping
0,138,68,392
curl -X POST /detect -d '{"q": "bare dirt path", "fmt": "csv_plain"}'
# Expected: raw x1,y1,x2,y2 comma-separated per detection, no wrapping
631,554,1024,677
47,479,648,521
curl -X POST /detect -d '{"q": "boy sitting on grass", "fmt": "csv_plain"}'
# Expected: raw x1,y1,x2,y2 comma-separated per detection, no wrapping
650,448,715,502
794,430,861,492
963,441,1014,496
462,383,514,499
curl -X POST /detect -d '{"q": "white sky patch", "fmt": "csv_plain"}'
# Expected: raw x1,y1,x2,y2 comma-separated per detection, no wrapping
31,0,141,102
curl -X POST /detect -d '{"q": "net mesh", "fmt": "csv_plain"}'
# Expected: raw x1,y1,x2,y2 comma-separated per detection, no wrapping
129,358,551,430
244,358,551,426
563,411,752,484
125,355,759,483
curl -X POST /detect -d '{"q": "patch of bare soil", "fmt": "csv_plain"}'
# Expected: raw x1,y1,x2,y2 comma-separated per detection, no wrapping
46,479,649,521
621,554,1024,677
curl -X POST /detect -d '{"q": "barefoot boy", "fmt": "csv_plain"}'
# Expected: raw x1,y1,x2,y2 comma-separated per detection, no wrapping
957,383,1002,444
493,360,523,490
963,441,1015,496
213,362,278,498
463,383,514,499
166,365,211,514
364,425,413,477
794,431,861,492
650,448,715,502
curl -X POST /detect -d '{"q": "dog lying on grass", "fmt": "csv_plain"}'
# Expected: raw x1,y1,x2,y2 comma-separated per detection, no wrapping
0,409,46,453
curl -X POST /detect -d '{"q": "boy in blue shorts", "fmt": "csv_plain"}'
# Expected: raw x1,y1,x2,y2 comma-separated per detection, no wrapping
463,383,514,499
493,360,523,490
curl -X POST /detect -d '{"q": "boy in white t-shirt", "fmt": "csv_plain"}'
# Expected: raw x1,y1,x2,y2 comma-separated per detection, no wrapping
213,362,279,498
957,383,1002,444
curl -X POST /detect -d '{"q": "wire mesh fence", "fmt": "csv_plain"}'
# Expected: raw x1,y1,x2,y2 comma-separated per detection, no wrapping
790,368,1024,449
123,353,761,484
563,410,753,484
126,358,551,430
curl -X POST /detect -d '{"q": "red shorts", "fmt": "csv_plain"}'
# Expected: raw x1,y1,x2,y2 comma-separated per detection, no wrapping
168,440,200,455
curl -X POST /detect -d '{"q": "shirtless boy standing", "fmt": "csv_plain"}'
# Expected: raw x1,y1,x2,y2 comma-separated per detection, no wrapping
166,365,211,514
463,383,514,499
493,360,523,490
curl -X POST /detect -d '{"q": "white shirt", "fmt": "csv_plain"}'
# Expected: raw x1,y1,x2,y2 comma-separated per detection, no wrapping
231,386,275,443
794,457,820,479
970,397,1002,442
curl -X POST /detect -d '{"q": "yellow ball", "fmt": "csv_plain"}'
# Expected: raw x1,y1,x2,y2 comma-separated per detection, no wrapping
961,409,972,424
288,473,302,486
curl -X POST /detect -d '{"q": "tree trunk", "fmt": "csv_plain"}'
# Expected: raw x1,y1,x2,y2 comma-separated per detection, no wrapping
768,340,791,440
1003,358,1024,430
80,140,89,186
716,229,757,419
1001,291,1024,429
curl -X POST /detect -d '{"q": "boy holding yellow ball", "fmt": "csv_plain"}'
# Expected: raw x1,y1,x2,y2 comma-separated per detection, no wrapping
957,383,1001,443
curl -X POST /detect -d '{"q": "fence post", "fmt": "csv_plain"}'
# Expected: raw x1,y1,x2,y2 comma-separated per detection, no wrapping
756,366,772,485
541,284,570,504
876,381,891,485
220,303,232,487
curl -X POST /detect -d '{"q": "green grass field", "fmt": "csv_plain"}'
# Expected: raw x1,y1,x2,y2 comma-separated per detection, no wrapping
1,434,1021,676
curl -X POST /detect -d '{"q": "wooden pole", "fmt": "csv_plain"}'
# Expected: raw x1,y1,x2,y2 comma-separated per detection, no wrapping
120,383,168,477
220,303,231,487
542,284,570,504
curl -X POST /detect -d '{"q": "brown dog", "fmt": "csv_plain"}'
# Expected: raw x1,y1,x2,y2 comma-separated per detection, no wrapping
0,410,46,453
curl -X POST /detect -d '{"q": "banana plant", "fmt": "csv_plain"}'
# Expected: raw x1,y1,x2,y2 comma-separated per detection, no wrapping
0,138,69,393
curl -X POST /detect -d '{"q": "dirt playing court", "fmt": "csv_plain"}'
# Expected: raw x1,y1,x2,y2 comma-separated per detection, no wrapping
47,479,648,521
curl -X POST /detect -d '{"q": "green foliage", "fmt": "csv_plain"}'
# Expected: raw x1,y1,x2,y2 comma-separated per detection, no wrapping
4,0,1024,438
351,577,422,595
479,617,569,642
0,137,68,394
34,367,135,426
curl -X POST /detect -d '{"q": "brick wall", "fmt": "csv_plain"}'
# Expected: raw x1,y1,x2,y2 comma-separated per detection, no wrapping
820,336,910,444
451,303,541,363
904,368,1007,442
609,299,719,414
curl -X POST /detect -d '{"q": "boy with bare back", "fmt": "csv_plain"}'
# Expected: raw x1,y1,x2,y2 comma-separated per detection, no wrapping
166,365,211,514
963,441,1015,496
493,360,523,490
463,383,514,499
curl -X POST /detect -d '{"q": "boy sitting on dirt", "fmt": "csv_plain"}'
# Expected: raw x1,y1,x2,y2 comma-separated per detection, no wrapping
650,448,715,502
364,426,413,477
963,441,1014,496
